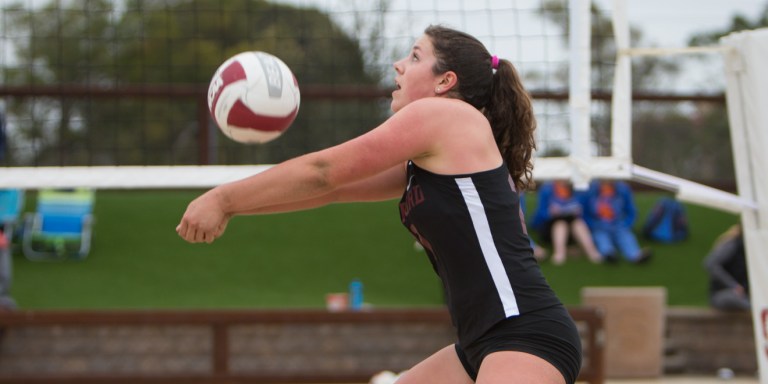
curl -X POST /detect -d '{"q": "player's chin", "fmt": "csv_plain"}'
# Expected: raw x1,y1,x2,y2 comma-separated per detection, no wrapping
390,97,403,113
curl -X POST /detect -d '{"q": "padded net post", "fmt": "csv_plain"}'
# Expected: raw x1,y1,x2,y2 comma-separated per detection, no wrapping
722,28,768,384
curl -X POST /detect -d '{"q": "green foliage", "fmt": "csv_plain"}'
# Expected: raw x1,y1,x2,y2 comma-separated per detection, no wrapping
663,2,768,182
2,0,387,166
633,104,734,182
10,190,739,309
688,3,768,46
115,0,375,85
3,0,114,85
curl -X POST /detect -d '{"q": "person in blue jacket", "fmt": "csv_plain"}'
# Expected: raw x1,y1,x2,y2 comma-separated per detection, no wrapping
532,180,602,265
584,180,651,264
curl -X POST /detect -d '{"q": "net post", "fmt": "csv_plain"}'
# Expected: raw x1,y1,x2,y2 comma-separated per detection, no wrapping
610,0,632,165
568,0,592,190
722,29,768,384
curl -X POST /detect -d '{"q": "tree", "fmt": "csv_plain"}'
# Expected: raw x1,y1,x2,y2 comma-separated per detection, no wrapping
4,0,117,165
3,0,387,166
650,2,768,185
688,3,768,46
110,0,385,165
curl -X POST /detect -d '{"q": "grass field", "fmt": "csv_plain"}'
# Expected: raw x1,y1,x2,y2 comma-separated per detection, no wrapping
8,189,740,310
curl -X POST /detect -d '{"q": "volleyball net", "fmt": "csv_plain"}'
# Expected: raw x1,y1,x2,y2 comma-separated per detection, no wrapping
0,1,748,203
0,1,759,215
0,2,663,186
0,0,578,189
0,1,754,216
0,0,761,210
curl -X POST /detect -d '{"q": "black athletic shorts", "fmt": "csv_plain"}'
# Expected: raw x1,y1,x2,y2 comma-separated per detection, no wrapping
454,304,582,384
540,214,580,243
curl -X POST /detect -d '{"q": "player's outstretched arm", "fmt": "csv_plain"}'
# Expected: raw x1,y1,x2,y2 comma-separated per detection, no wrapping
176,98,448,244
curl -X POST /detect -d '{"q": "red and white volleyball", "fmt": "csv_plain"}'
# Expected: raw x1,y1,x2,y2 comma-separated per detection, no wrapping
207,51,300,144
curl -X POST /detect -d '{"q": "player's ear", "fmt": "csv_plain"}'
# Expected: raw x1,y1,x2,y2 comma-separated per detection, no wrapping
435,71,458,94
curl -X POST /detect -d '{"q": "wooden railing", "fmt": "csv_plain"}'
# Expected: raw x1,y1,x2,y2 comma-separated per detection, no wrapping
0,307,603,384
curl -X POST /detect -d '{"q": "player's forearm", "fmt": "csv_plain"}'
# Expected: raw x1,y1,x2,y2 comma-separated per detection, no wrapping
216,155,335,215
239,193,338,215
231,166,403,215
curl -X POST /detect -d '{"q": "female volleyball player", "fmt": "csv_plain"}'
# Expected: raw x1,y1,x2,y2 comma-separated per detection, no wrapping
177,25,582,384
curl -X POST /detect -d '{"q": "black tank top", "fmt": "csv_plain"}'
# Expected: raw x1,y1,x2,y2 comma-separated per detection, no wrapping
399,161,562,344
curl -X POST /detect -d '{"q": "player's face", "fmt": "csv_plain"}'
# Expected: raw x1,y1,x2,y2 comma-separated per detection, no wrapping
391,35,443,112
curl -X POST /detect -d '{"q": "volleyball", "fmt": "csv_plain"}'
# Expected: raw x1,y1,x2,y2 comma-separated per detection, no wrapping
207,51,300,144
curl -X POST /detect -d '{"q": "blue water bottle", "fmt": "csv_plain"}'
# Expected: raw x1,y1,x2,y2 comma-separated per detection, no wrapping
349,278,364,311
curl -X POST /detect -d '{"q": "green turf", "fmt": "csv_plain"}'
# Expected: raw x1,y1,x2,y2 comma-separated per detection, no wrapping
9,189,739,309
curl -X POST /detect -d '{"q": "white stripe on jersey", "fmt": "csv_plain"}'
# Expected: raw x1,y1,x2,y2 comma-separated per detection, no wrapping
455,177,520,317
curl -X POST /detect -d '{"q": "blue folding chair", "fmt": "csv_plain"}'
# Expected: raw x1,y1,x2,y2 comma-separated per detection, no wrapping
23,188,95,261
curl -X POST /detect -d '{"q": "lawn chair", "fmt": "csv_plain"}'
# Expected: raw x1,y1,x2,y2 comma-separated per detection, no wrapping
23,188,95,261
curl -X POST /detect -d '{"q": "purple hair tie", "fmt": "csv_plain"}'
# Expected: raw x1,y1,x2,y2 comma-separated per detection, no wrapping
491,55,499,70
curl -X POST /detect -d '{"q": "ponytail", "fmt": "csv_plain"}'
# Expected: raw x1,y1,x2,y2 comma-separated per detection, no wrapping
484,58,536,192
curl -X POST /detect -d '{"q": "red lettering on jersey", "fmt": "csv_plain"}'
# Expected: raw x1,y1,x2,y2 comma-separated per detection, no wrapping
399,184,425,221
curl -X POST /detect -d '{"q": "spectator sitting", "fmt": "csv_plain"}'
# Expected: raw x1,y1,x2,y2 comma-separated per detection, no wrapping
704,224,750,311
532,180,602,265
584,180,652,264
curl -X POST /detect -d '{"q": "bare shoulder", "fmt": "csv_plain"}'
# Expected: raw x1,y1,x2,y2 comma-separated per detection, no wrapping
402,97,482,117
332,97,492,173
394,98,499,174
395,97,488,131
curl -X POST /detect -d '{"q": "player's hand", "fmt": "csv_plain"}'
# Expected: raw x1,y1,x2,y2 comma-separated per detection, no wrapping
176,190,231,243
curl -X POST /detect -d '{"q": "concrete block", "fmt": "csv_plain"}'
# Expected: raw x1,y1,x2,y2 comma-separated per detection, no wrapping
582,286,666,378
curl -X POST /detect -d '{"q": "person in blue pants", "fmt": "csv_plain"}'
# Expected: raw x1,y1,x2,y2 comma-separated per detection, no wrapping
584,180,651,264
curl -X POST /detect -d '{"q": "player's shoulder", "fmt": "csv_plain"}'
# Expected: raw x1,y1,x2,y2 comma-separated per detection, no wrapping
398,98,484,126
406,97,477,112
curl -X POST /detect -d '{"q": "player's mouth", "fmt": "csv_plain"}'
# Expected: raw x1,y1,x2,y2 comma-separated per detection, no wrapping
393,80,402,94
